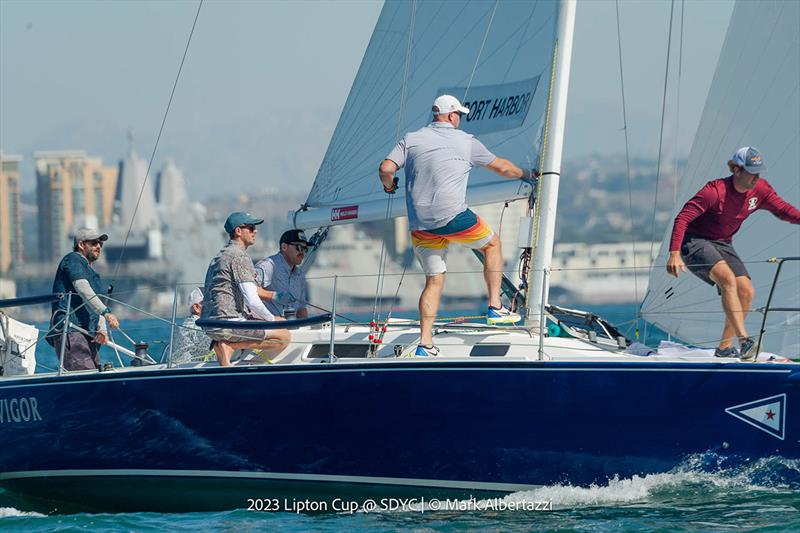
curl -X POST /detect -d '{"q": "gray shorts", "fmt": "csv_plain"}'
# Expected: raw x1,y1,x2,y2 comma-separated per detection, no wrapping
681,236,749,286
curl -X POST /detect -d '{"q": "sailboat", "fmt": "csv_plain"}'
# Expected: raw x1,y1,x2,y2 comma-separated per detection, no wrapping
0,0,797,514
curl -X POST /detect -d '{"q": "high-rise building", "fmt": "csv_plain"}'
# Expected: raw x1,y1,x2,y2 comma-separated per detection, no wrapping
0,153,23,273
35,151,118,262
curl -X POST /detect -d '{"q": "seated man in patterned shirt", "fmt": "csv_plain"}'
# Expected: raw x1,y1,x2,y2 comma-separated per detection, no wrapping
200,212,291,366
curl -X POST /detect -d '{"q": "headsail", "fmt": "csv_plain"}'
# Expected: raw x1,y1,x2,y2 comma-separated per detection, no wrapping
293,0,561,229
641,0,800,355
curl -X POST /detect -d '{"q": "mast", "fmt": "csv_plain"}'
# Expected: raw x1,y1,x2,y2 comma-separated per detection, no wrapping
526,0,576,326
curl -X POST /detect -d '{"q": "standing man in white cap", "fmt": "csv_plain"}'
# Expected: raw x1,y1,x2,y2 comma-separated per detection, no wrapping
49,228,120,371
379,94,536,356
200,212,290,366
667,147,800,358
172,287,212,364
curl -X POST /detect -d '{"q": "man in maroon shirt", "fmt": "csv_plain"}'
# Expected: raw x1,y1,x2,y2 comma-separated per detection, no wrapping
667,147,800,359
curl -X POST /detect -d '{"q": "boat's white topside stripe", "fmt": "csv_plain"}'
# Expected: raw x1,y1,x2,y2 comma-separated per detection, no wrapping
0,468,539,492
0,364,791,390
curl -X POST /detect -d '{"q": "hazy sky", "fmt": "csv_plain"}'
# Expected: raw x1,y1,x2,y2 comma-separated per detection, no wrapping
1,0,733,199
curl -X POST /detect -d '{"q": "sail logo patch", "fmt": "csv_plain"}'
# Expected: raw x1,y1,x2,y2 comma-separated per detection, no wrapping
439,77,540,135
725,393,786,440
748,197,758,210
331,205,358,222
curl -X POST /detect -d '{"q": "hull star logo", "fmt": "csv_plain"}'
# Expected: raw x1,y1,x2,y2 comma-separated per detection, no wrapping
725,393,786,440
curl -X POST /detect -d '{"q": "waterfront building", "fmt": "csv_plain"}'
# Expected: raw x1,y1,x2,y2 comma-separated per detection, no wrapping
34,150,117,262
0,153,23,273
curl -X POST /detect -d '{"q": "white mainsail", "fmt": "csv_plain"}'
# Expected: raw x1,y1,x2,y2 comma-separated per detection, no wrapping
641,0,800,355
293,0,562,229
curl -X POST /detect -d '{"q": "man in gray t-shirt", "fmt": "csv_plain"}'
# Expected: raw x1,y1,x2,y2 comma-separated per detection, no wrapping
379,94,536,356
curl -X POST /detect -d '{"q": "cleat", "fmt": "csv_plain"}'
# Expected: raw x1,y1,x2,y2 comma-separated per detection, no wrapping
487,306,521,325
414,344,439,357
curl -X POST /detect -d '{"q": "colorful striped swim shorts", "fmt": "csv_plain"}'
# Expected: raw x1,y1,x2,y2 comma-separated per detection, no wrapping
411,209,495,275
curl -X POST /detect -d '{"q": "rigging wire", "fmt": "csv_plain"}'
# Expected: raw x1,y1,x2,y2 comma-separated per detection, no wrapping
371,0,416,325
673,0,685,210
110,0,203,286
463,0,499,101
646,0,676,280
614,0,641,339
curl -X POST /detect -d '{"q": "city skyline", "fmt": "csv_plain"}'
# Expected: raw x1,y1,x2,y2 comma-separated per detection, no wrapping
1,0,733,198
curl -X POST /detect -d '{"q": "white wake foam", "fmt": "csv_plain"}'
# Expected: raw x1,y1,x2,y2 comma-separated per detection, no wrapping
0,507,45,518
490,455,800,510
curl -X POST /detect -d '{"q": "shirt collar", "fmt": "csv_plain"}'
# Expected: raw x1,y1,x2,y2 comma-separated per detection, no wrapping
429,122,455,129
278,251,297,273
72,251,90,266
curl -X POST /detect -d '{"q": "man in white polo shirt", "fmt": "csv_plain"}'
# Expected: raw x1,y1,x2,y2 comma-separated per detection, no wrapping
379,94,535,356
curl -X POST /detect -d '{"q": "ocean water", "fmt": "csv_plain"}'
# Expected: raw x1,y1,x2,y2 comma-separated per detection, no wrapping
2,456,799,531
9,304,788,530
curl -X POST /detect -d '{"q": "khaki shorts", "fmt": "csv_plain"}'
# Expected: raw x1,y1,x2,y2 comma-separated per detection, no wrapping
204,328,269,343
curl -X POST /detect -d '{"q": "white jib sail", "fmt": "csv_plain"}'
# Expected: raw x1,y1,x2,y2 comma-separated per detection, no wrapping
641,0,800,355
293,0,561,229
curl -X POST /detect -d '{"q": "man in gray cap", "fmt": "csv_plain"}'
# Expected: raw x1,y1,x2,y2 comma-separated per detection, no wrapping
667,147,800,359
254,229,310,319
200,212,291,366
50,228,120,371
379,94,535,356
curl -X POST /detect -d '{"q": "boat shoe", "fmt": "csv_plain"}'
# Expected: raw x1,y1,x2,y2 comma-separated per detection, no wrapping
714,346,739,358
739,337,758,360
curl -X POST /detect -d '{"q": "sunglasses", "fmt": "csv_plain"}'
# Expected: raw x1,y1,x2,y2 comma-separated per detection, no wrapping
84,239,103,248
239,224,257,232
293,244,308,253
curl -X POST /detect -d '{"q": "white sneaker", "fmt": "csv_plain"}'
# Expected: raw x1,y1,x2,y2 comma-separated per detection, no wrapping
487,306,521,325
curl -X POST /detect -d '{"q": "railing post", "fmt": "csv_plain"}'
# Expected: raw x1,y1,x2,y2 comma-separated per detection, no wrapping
328,275,337,363
538,268,548,361
757,257,800,354
167,283,178,368
58,293,72,375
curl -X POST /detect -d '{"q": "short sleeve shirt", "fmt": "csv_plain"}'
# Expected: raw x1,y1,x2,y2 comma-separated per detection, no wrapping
51,251,105,333
200,241,257,320
254,252,308,317
386,122,496,230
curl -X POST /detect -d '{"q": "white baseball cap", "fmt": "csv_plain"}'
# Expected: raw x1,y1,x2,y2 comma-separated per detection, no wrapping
188,287,204,306
731,146,767,175
432,94,470,115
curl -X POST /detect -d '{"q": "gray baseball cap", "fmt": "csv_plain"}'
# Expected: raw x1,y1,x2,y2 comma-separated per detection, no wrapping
731,146,767,175
73,227,108,245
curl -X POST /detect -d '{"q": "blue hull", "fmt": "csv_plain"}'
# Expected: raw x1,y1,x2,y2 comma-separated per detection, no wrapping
1,361,798,512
